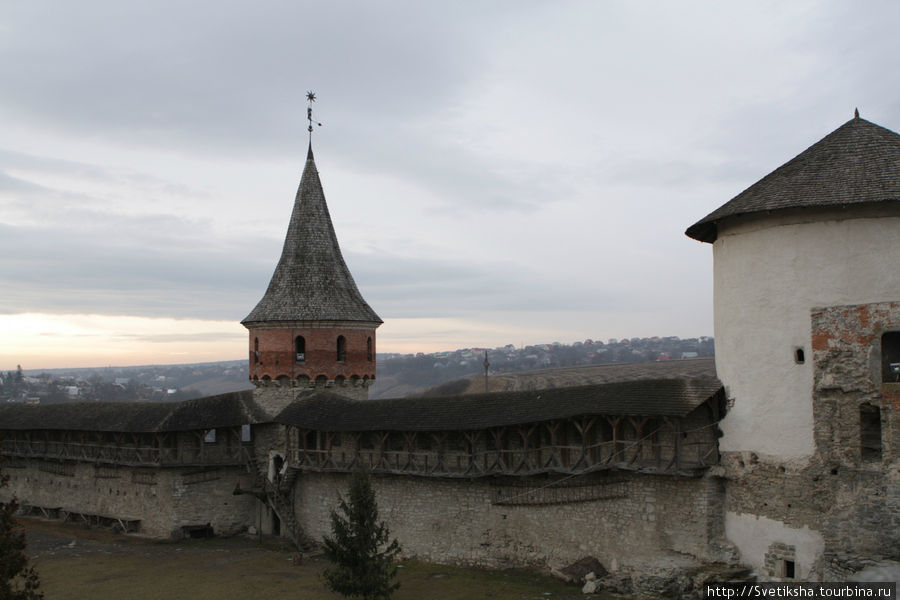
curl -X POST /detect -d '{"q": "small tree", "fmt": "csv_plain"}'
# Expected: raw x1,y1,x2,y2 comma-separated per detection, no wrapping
322,468,401,600
0,459,43,599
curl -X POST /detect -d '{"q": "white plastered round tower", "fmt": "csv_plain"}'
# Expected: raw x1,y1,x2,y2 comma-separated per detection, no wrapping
710,205,900,458
686,113,900,579
687,114,900,460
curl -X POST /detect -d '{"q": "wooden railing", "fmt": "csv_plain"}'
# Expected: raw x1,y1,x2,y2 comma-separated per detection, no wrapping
0,439,244,467
289,438,717,478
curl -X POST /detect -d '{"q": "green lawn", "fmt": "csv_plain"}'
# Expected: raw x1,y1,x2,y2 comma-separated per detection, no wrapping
23,519,616,600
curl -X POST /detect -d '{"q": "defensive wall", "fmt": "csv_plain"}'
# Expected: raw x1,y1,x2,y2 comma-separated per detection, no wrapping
293,470,727,571
0,459,254,538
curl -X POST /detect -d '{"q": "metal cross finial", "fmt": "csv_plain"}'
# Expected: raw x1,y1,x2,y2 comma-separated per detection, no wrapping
306,91,322,141
483,350,490,393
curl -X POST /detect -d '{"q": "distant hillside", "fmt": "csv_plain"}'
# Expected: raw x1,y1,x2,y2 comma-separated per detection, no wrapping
418,358,717,397
10,336,713,402
369,336,713,399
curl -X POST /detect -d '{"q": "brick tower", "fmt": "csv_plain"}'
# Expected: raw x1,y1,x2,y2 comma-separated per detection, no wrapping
242,144,382,400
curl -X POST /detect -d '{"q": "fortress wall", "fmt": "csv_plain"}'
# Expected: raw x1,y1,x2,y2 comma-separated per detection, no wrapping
293,471,724,570
169,466,256,537
1,460,254,538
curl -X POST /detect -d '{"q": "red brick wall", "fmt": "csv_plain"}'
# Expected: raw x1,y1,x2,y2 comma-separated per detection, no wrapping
247,326,376,382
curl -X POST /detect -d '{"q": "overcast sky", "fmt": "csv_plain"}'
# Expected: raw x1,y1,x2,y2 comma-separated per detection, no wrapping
1,1,898,370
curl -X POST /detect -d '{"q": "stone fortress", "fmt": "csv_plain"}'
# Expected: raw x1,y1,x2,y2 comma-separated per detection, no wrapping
1,112,897,586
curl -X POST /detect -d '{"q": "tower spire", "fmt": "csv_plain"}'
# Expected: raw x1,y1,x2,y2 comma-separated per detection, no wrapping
306,91,321,146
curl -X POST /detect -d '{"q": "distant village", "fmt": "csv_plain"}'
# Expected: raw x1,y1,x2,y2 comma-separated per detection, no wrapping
0,335,713,404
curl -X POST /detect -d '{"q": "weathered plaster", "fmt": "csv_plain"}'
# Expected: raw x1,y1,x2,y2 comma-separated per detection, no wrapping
713,214,900,458
725,512,824,581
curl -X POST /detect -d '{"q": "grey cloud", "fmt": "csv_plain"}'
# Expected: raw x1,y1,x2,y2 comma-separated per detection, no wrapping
0,2,492,155
350,253,623,318
0,220,273,319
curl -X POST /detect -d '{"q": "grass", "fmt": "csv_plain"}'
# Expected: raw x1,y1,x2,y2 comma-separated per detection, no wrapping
23,519,615,600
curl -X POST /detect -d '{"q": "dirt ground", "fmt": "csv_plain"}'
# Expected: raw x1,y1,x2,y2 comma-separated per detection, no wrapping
20,517,608,600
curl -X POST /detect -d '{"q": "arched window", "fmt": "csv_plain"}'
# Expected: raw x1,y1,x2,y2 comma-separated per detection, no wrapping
367,337,373,362
337,335,346,362
253,338,259,364
295,336,306,363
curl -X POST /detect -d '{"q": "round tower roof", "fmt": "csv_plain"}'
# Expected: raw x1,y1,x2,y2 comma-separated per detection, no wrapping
686,114,900,243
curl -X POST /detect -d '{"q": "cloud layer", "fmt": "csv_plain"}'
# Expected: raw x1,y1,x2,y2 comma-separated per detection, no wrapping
1,0,898,367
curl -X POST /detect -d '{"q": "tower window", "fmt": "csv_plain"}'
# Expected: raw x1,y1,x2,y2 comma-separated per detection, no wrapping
860,403,882,461
253,338,259,364
882,332,900,382
367,337,373,362
337,336,346,362
794,347,805,364
295,336,306,363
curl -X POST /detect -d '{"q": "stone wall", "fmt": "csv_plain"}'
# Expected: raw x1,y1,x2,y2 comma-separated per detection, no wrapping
292,470,727,571
721,301,899,580
0,459,255,539
811,302,899,575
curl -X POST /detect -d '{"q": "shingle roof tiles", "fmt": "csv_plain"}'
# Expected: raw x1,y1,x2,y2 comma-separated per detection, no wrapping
275,377,724,432
0,378,722,434
0,390,258,432
686,116,900,243
242,147,382,324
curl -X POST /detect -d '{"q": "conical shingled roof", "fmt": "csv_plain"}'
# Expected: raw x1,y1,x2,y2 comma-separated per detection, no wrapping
686,116,900,243
242,146,382,325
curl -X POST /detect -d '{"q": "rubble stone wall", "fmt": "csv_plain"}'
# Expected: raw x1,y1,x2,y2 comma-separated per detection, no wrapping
722,301,899,580
293,470,727,570
1,459,254,539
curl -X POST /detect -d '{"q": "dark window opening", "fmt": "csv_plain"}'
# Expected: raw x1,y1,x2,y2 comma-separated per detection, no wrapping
182,524,214,539
860,403,882,461
253,338,259,364
295,336,306,363
794,348,805,364
783,560,795,579
882,332,900,382
367,337,373,362
337,335,346,362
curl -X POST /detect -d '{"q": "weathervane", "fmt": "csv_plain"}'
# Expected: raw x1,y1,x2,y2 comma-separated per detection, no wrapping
307,91,322,142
